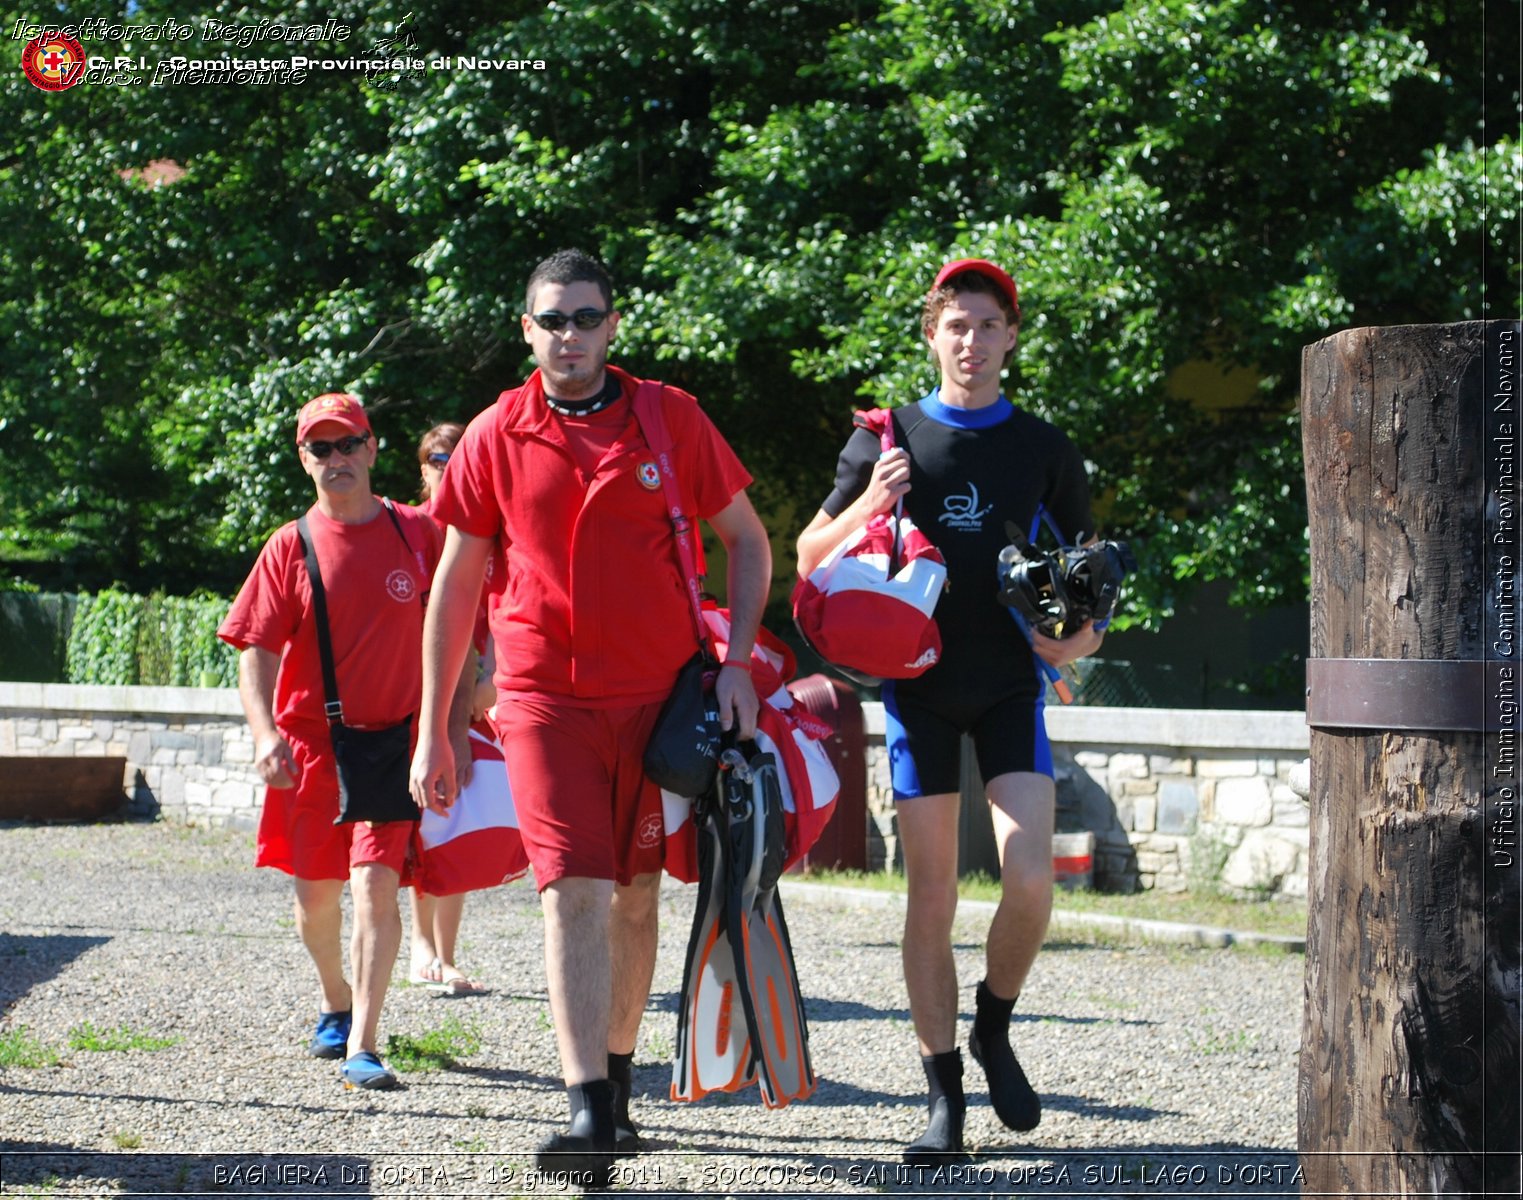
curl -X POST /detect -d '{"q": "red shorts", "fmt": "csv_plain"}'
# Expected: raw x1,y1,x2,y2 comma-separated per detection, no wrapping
254,727,418,882
491,697,665,889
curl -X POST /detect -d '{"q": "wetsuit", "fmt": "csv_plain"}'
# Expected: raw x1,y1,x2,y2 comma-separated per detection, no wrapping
820,390,1092,796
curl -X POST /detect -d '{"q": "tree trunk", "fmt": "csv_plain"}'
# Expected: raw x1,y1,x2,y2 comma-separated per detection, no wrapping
1300,321,1521,1195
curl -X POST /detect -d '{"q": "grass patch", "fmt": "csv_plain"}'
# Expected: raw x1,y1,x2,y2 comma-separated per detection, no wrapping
643,1028,673,1062
0,1026,60,1068
385,1016,481,1073
68,1023,180,1053
1048,883,1304,936
1194,1028,1258,1055
795,868,1307,938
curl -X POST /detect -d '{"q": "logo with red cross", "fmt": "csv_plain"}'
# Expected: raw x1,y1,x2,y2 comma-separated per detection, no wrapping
23,33,86,92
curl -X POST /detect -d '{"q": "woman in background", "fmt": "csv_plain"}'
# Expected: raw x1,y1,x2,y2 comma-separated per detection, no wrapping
408,422,496,996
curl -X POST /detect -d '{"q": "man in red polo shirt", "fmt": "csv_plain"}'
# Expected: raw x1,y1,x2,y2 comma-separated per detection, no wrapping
410,249,771,1182
220,393,443,1091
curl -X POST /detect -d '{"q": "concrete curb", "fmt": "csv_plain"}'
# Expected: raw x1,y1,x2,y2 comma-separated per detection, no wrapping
781,880,1308,953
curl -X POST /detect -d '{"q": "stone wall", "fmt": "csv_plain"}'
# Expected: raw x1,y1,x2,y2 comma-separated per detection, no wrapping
862,702,1311,899
2,685,1310,896
0,684,260,831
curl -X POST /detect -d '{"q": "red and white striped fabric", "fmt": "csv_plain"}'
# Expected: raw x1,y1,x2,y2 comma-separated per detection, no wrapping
660,606,840,884
790,511,946,681
418,726,529,896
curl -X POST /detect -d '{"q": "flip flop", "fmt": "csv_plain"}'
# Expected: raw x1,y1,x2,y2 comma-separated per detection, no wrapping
438,971,491,998
409,956,448,989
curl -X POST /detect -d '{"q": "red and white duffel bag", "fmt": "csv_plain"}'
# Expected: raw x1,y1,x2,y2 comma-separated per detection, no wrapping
660,606,840,884
417,725,530,895
791,408,947,683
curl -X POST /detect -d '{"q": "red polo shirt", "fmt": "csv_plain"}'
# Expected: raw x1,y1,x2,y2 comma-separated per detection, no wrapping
431,367,752,706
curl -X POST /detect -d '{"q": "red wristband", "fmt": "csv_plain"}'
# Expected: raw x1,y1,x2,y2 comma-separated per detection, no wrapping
721,657,752,673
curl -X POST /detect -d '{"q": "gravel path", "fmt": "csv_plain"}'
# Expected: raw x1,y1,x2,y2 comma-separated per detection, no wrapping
0,821,1305,1198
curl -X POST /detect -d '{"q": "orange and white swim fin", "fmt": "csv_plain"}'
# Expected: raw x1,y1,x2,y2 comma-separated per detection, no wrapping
727,745,814,1108
672,742,815,1108
671,780,756,1101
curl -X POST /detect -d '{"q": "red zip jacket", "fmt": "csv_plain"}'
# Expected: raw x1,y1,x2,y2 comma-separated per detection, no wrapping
431,366,752,705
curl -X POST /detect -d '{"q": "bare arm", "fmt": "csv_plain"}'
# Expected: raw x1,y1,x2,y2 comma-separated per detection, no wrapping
447,632,479,791
707,490,771,739
409,527,492,813
794,447,910,579
236,645,298,788
471,635,499,722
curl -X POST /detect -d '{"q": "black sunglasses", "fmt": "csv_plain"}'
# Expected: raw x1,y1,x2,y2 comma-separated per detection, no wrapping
425,452,450,466
303,433,370,460
530,307,610,333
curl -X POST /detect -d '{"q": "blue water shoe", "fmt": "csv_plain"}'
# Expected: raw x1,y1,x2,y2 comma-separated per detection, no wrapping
341,1050,399,1091
308,1010,351,1059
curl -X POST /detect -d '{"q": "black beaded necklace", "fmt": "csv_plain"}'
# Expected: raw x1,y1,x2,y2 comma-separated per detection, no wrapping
544,375,622,417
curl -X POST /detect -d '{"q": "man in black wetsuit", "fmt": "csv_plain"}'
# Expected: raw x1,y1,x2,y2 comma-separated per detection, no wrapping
796,258,1105,1163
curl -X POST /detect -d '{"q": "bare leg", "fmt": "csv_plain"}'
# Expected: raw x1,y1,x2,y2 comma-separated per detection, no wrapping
409,888,441,981
608,872,660,1055
895,792,962,1055
541,876,615,1084
606,871,660,1151
535,876,619,1180
347,862,402,1056
432,892,467,975
985,772,1056,996
896,792,968,1162
293,877,350,1013
969,770,1053,1133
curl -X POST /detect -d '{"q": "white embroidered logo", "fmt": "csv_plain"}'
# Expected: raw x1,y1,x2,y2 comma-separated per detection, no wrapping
938,483,992,531
385,570,417,603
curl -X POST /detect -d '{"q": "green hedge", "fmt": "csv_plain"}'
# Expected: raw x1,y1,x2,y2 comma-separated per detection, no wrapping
64,589,236,687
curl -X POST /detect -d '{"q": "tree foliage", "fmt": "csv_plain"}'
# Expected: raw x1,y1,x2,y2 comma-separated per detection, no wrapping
1,0,1516,625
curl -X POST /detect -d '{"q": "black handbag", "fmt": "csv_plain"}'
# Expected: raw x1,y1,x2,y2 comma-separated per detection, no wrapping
643,651,722,798
297,506,421,825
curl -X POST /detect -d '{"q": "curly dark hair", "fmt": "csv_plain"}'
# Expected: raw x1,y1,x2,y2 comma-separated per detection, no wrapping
524,248,613,314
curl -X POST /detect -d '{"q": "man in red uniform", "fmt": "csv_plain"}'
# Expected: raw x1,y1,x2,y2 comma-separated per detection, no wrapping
220,393,444,1091
410,249,771,1182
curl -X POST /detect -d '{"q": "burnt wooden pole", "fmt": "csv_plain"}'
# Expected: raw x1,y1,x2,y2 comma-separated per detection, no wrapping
1301,321,1521,1194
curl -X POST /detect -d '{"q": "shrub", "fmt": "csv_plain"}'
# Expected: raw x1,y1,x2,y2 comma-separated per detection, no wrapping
66,589,235,687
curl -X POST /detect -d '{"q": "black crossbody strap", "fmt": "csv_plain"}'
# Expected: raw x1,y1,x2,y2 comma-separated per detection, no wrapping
295,516,345,727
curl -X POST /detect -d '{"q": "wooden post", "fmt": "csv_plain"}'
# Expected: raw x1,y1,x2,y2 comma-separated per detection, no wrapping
1300,321,1521,1195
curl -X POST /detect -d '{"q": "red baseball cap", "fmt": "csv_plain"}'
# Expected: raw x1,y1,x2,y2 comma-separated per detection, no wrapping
931,258,1020,316
295,393,372,442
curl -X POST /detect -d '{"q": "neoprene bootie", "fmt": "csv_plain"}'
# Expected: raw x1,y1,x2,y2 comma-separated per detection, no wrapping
903,1049,967,1165
608,1050,641,1155
534,1079,617,1190
969,978,1041,1131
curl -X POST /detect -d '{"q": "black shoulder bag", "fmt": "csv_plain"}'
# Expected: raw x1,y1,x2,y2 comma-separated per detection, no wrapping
297,501,421,825
630,382,723,799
